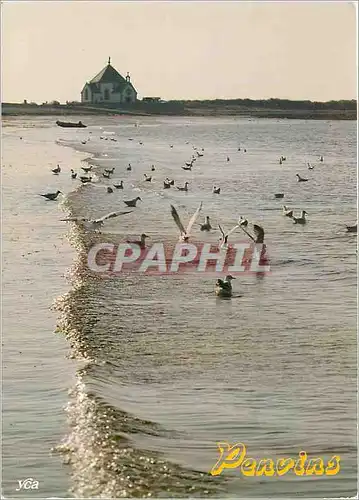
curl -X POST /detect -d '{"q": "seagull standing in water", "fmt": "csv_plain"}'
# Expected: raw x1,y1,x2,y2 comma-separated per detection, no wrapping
81,165,93,173
177,182,189,192
52,165,61,175
296,174,309,182
124,196,142,207
171,202,203,242
127,233,149,249
346,223,357,233
200,216,212,231
215,275,236,298
292,211,308,224
39,190,62,201
60,210,132,231
80,176,92,183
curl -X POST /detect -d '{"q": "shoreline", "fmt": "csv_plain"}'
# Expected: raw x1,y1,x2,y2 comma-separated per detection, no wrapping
2,102,357,121
2,122,85,497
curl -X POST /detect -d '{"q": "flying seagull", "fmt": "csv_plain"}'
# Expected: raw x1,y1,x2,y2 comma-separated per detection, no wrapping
60,210,132,230
218,223,240,249
282,206,293,218
171,202,203,242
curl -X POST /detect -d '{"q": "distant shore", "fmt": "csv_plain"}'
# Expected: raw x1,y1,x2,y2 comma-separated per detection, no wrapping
2,98,357,120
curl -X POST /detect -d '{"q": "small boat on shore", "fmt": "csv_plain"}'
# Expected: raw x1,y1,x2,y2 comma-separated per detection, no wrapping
56,120,87,128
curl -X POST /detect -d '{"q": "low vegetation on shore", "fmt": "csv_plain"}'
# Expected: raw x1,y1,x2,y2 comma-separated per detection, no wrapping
2,98,357,120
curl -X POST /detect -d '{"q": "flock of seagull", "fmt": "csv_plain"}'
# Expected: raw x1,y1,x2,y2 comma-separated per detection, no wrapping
39,135,357,298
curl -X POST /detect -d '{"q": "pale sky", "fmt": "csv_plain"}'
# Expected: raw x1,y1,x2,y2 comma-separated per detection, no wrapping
1,1,357,103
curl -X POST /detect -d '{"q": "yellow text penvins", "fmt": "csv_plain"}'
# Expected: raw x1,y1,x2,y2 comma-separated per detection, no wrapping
210,442,340,477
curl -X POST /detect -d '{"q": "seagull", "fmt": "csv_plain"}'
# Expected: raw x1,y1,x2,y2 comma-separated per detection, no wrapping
282,206,293,217
113,181,124,189
279,158,282,165
319,156,324,162
346,223,357,233
127,233,149,249
182,165,192,171
218,223,240,249
171,202,203,242
124,196,142,207
292,211,308,224
307,163,314,170
239,224,265,244
60,210,132,230
107,187,114,193
39,190,62,201
227,157,230,162
151,165,156,171
253,224,265,243
52,165,61,174
127,164,132,171
197,151,204,157
163,180,171,189
144,174,152,182
215,275,236,298
80,176,92,183
274,193,284,199
185,160,194,167
213,186,221,194
239,217,248,227
81,165,93,173
103,172,111,179
296,174,309,182
71,169,77,179
177,182,189,192
200,216,212,231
